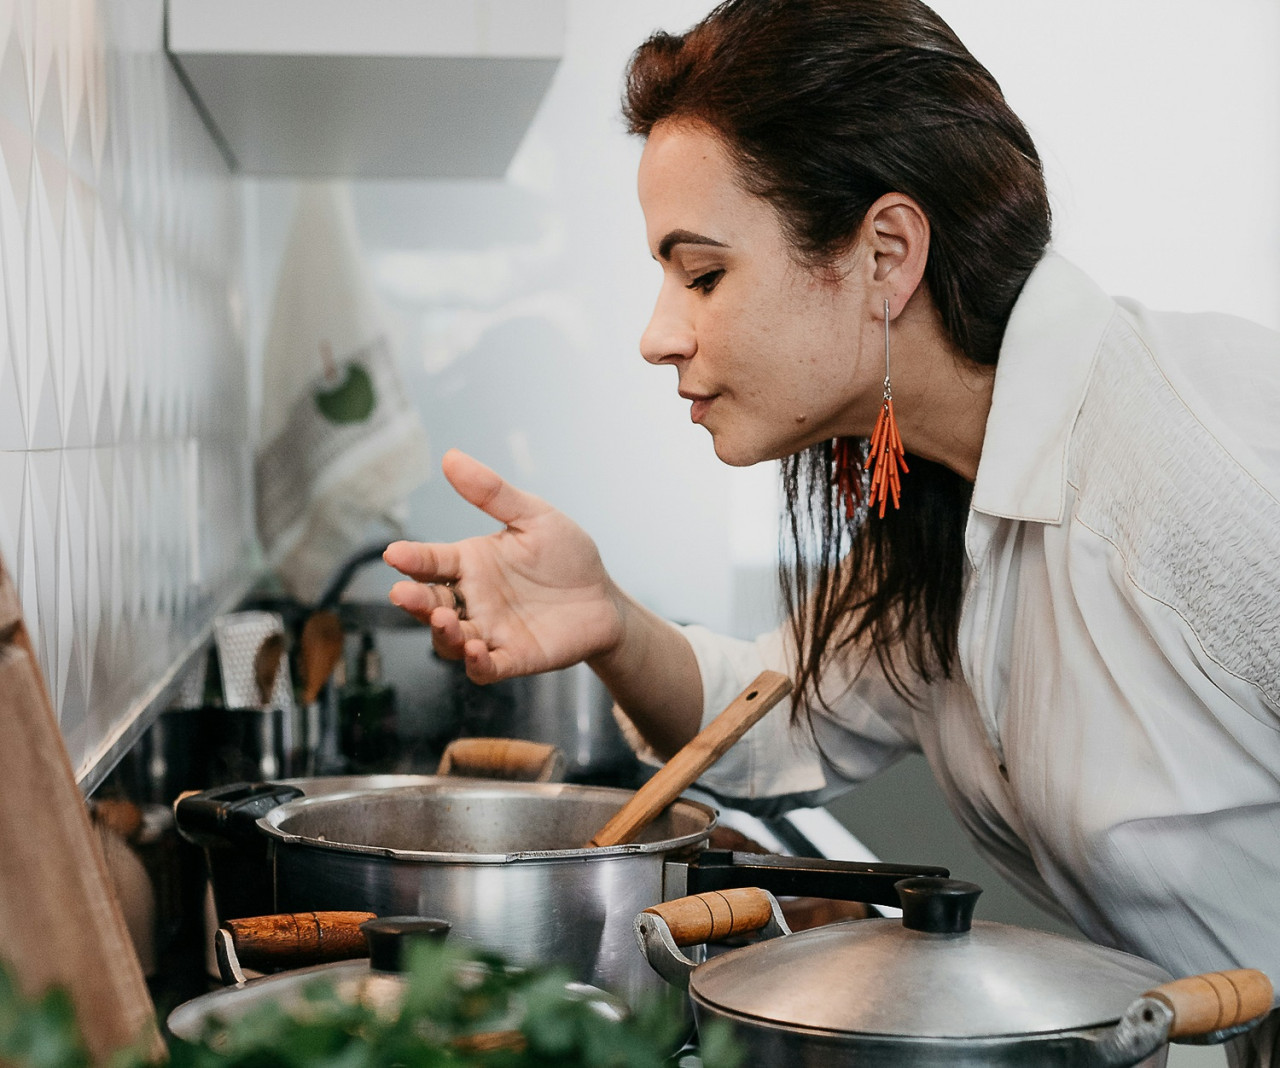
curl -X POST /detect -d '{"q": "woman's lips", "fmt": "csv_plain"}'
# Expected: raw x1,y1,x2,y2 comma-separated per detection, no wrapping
682,392,717,424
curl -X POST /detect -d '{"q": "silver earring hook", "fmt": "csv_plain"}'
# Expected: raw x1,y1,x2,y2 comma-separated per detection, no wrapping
883,298,892,392
880,297,890,381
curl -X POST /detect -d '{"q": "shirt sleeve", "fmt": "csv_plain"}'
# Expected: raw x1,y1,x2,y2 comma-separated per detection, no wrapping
616,621,922,817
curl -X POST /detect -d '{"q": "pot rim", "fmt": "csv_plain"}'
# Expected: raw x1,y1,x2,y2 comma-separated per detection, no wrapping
255,780,719,863
688,996,1134,1064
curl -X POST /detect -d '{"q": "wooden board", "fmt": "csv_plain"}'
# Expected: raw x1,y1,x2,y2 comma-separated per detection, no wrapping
0,554,161,1062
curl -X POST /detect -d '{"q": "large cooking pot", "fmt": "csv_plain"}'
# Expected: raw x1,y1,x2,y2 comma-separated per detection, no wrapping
179,778,947,1008
635,878,1275,1066
167,912,633,1059
175,739,568,922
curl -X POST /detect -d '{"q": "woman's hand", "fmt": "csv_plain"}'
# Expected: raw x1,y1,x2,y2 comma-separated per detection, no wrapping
383,449,626,685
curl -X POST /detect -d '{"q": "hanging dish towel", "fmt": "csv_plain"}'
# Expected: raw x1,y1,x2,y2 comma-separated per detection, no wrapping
255,183,430,603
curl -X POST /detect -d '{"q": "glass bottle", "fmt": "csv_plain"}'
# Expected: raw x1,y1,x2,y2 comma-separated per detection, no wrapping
338,631,397,773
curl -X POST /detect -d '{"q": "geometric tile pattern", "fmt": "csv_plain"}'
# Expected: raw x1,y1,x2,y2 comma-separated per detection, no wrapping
0,0,253,781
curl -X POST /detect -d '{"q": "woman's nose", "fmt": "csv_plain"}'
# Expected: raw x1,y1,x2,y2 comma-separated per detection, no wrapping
639,285,696,365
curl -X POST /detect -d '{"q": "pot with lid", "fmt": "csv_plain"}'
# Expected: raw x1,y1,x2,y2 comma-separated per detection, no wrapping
635,878,1274,1067
167,910,628,1057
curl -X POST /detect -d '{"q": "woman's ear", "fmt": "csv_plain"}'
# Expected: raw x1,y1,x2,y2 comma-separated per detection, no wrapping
866,193,930,316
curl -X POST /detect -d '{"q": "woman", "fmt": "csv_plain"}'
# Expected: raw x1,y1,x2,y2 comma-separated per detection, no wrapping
385,1,1280,1062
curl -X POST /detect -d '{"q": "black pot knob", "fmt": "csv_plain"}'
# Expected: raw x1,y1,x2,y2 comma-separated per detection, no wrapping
361,916,452,972
895,877,983,934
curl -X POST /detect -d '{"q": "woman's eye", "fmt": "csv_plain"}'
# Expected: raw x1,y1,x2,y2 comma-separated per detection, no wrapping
685,269,724,293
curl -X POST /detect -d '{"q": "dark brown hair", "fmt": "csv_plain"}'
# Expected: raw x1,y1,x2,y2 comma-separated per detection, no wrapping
624,0,1051,710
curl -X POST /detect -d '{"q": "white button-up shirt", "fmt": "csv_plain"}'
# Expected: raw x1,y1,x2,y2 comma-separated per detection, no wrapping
668,254,1280,1048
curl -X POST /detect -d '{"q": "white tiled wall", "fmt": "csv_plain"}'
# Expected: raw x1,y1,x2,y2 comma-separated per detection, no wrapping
0,0,254,782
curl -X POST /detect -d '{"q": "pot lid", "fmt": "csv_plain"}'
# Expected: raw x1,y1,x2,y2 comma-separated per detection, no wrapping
689,878,1171,1039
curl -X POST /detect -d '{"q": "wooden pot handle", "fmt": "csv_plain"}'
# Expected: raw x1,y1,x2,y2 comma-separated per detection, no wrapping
221,910,376,972
643,888,779,947
1147,969,1273,1039
587,669,792,849
437,737,567,782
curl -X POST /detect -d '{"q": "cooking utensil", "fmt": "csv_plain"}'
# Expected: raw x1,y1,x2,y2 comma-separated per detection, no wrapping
253,632,287,707
167,913,618,1056
177,741,569,924
586,669,790,848
502,661,637,779
177,775,440,923
297,609,346,774
225,779,945,1008
635,878,1274,1067
300,610,344,705
214,611,299,777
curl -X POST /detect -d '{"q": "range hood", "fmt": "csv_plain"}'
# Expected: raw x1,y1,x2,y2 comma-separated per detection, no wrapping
165,0,565,178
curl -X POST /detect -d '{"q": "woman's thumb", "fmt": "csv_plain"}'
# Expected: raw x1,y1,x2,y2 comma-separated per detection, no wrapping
440,449,545,528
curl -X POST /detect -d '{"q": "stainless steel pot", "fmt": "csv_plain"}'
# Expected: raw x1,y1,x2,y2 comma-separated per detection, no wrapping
176,774,444,922
167,912,627,1053
195,780,946,1009
635,878,1275,1067
175,740,567,922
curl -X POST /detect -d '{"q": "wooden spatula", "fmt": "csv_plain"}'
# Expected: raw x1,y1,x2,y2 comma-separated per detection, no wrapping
586,669,792,848
299,610,344,705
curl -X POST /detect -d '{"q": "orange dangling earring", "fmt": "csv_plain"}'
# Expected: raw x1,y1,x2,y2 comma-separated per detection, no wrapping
866,298,908,517
831,435,866,520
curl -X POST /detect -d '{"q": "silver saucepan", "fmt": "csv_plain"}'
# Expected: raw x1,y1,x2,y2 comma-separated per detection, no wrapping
185,779,944,1009
177,674,951,1006
635,878,1275,1067
167,911,628,1055
176,738,568,923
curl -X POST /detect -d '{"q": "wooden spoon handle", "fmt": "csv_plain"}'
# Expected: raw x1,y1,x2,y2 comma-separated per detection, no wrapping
587,669,791,848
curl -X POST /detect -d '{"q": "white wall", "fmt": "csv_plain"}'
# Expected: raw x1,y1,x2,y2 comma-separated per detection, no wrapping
245,0,1280,642
929,0,1280,329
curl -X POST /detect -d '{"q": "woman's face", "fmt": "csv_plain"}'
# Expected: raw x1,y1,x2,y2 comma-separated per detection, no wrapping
637,121,882,467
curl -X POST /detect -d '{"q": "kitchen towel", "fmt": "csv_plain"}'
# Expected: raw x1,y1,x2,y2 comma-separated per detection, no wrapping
255,183,430,603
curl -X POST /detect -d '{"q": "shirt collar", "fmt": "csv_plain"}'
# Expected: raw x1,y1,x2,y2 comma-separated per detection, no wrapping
969,252,1119,525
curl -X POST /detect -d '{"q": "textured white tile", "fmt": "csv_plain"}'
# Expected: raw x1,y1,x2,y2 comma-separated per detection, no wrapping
21,449,58,684
61,173,91,446
0,449,24,567
28,1,60,155
0,333,23,449
83,445,107,698
0,0,251,775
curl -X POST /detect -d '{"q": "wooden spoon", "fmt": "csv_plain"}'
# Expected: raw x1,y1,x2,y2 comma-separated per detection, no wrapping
300,610,344,704
586,669,792,849
253,632,287,707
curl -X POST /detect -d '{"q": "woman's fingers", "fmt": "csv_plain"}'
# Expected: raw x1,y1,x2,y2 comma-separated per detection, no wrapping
386,577,462,620
383,540,463,583
441,448,547,529
461,638,500,684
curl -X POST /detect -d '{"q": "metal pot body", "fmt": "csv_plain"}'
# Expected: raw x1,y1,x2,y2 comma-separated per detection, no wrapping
260,783,715,1008
687,1001,1168,1068
177,775,445,922
167,957,627,1044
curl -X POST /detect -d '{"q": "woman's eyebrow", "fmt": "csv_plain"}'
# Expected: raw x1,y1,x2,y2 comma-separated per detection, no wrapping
657,229,728,261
